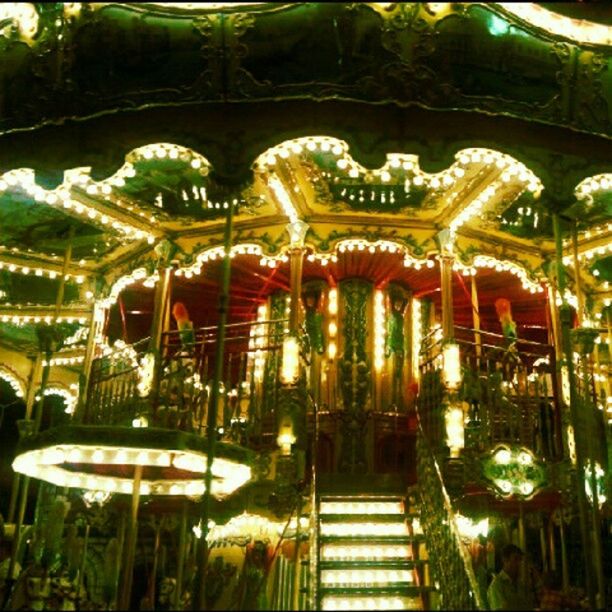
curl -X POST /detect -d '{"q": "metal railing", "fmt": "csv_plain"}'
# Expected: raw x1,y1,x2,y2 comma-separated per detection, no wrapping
416,415,486,610
84,319,287,442
419,325,563,459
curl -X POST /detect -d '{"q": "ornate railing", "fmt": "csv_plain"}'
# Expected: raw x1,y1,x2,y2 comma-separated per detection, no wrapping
419,325,563,460
416,417,486,610
84,320,287,443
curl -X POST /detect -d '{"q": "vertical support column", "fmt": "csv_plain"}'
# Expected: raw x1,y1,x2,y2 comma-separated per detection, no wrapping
286,221,309,334
471,274,481,363
77,298,105,423
148,264,173,415
149,265,173,354
193,201,234,611
174,501,188,608
573,328,606,609
7,354,42,523
571,220,585,324
118,464,143,610
440,253,455,340
552,213,595,608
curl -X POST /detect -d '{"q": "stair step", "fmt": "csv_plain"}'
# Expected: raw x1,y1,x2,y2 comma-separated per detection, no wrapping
320,513,408,523
319,559,424,570
320,521,409,538
321,567,415,586
320,535,422,545
321,594,423,611
319,585,430,596
321,543,415,561
320,500,404,515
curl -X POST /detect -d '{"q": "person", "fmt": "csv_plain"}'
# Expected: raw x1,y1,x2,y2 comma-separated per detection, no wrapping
538,571,582,610
488,544,532,610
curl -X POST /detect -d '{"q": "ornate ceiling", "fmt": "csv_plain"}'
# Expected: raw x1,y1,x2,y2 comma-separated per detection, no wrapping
0,3,609,350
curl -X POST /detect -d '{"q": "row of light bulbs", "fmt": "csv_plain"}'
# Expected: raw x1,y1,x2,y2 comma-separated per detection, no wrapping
320,500,403,515
42,354,85,367
321,544,411,560
0,169,154,243
320,521,410,537
256,139,543,201
449,183,499,235
0,313,88,326
563,240,612,265
374,290,386,371
563,222,611,250
320,568,413,586
498,3,612,47
0,259,85,283
0,368,25,397
322,596,416,611
13,444,251,496
42,385,79,414
454,255,545,294
0,3,39,42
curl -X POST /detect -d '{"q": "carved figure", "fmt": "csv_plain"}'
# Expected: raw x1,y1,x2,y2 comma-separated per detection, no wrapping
172,302,195,351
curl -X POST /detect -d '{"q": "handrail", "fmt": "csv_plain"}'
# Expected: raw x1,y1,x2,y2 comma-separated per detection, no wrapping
308,395,320,611
161,317,290,338
416,412,486,610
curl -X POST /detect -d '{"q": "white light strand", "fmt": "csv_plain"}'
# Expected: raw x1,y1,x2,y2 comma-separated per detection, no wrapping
374,290,386,371
43,384,79,414
178,243,265,277
13,444,251,498
42,354,85,367
268,176,299,223
453,255,545,294
99,268,158,309
0,367,25,397
498,3,612,47
0,3,39,43
0,310,88,326
256,139,543,207
0,169,154,243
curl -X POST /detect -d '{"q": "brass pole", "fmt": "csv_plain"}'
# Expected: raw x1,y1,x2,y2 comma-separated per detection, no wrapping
471,274,481,363
193,199,234,610
289,248,304,334
149,267,172,353
553,213,595,607
76,300,104,423
440,254,455,340
118,464,143,610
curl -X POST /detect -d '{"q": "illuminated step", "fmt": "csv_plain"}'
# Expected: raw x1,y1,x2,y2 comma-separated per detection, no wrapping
320,522,410,538
321,568,413,586
320,501,404,515
322,595,422,611
321,544,412,561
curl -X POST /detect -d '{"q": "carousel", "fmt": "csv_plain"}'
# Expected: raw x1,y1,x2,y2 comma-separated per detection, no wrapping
0,3,610,611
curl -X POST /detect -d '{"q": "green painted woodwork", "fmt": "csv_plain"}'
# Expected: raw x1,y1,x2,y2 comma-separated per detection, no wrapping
337,279,371,474
0,192,111,260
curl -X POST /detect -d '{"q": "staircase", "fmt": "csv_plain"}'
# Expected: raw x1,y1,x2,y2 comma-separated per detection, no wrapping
316,493,436,611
